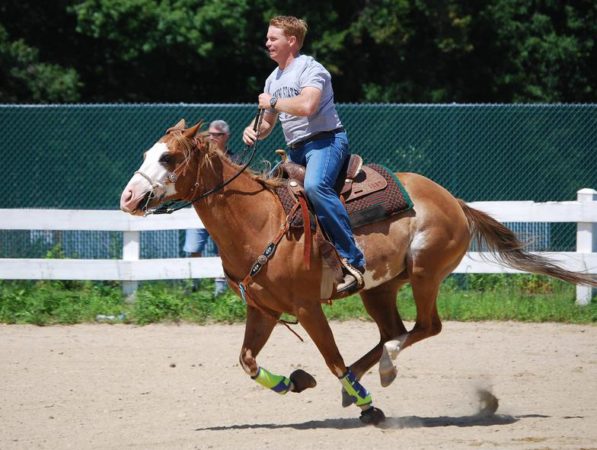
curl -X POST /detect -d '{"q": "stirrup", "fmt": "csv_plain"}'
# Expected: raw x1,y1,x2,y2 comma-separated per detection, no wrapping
337,260,365,294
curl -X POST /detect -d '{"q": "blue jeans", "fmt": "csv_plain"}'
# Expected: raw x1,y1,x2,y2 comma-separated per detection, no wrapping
183,228,214,255
183,228,227,295
288,131,365,269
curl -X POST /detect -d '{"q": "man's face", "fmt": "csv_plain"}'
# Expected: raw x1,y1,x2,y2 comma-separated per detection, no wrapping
266,26,293,63
208,127,229,151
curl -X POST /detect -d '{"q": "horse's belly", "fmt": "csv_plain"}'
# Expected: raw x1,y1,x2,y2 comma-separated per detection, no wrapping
356,218,411,289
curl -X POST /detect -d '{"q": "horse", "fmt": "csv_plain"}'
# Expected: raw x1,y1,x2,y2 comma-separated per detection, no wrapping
120,119,596,425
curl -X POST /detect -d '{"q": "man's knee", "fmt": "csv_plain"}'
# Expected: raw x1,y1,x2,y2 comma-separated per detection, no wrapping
304,180,331,204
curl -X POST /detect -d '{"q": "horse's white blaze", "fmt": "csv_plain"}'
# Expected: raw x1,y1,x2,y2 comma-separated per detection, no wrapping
131,142,178,197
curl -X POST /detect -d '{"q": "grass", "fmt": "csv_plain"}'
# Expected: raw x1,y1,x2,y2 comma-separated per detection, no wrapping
0,275,595,326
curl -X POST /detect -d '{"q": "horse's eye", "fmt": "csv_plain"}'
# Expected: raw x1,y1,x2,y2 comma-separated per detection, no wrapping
159,153,174,165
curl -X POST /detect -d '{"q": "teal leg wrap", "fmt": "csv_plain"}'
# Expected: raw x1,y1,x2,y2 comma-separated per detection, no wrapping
252,367,291,395
340,369,372,407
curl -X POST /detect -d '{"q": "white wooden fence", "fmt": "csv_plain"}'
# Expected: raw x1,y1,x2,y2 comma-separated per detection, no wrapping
1,189,595,304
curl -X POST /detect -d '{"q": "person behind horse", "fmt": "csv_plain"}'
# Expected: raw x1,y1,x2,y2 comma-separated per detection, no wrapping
242,15,365,294
184,119,237,295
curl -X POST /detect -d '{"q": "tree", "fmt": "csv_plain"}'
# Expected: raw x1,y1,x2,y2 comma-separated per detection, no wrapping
0,0,594,103
0,24,81,102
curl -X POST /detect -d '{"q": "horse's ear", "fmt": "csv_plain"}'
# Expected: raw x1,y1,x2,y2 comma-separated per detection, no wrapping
165,119,187,134
183,121,202,139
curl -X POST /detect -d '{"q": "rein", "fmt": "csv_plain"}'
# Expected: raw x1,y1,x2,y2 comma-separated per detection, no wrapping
145,109,264,216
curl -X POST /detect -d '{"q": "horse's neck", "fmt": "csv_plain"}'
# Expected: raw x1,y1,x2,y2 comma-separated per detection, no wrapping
192,156,281,265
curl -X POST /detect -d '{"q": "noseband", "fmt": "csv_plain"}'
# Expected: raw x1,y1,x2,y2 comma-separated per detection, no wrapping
135,170,178,190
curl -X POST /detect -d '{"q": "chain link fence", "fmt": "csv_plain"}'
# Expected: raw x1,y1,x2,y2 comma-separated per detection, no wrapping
1,103,595,260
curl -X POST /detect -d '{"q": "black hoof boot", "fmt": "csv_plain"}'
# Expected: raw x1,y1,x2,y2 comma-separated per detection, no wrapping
289,369,317,393
359,406,386,426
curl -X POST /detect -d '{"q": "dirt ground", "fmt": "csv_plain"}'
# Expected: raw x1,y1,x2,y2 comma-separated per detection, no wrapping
1,320,596,450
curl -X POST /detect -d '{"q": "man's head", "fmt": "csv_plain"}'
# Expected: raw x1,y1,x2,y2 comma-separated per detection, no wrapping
267,16,307,64
208,120,230,152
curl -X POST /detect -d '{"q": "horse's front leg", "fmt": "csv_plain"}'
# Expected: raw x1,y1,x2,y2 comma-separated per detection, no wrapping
295,301,386,425
240,305,316,395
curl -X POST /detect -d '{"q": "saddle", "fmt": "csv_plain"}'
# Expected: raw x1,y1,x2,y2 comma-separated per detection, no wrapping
274,151,411,230
273,151,413,300
276,153,387,205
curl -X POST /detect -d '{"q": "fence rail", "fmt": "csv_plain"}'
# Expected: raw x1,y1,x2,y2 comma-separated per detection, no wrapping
1,189,595,304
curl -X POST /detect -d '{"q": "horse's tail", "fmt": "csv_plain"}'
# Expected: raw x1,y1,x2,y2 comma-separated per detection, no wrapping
458,199,597,287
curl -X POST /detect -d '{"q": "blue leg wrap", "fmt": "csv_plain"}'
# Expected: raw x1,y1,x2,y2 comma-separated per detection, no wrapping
340,369,372,407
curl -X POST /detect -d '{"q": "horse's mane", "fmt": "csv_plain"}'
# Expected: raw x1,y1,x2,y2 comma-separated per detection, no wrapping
170,131,282,189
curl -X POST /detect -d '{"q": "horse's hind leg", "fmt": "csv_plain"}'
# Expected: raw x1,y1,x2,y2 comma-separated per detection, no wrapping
378,272,443,382
348,278,408,388
402,273,443,349
240,306,316,395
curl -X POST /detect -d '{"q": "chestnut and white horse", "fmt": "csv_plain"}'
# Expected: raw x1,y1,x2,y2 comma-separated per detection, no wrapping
120,120,596,425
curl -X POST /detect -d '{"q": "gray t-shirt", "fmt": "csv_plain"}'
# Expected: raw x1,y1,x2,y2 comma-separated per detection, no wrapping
264,54,343,145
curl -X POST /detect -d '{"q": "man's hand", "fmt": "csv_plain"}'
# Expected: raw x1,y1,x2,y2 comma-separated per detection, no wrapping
242,125,258,146
258,93,273,110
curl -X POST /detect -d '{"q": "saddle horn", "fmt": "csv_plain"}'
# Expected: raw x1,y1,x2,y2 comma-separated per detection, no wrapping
275,149,288,163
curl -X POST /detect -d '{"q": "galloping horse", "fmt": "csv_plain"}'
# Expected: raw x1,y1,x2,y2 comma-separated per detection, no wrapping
120,119,596,425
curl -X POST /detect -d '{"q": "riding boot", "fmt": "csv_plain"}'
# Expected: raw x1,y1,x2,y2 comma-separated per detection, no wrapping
336,261,365,294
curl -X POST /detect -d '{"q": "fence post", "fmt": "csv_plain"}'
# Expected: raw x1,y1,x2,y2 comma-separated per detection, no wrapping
122,230,140,302
576,188,597,305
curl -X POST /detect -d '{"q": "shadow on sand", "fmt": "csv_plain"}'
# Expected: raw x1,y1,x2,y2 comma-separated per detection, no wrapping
195,413,546,431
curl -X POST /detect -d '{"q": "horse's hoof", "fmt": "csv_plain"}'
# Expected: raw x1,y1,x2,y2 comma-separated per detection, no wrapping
359,406,386,426
341,387,355,407
379,342,399,387
289,369,316,393
379,363,397,387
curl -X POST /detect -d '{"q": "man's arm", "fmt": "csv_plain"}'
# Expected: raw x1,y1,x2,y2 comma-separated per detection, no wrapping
258,87,321,117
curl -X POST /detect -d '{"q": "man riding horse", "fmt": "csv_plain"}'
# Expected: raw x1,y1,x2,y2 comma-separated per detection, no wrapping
242,15,365,295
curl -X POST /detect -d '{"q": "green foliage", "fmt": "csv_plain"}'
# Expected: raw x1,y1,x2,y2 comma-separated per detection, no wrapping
131,280,247,324
0,0,594,102
1,275,594,326
0,24,81,102
0,280,122,325
347,0,596,102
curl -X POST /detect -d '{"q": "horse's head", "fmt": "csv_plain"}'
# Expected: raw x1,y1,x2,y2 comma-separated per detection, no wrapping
120,119,206,216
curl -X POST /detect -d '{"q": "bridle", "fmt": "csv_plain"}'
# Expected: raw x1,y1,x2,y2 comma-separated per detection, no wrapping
135,170,178,189
143,110,264,216
134,169,178,213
